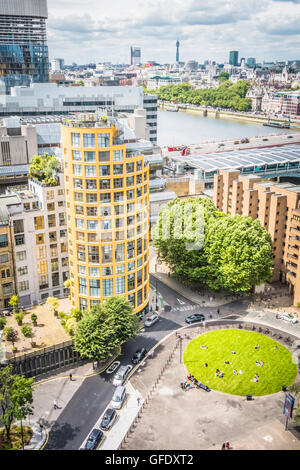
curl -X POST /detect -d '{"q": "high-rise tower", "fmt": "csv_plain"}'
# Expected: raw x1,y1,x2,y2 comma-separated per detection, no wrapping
0,0,49,93
176,40,180,63
130,46,141,66
62,113,150,316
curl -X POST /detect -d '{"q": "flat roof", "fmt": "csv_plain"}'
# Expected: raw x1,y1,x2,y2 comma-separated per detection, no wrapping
171,145,300,173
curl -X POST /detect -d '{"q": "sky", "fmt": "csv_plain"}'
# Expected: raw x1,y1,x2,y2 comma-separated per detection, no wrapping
47,0,300,65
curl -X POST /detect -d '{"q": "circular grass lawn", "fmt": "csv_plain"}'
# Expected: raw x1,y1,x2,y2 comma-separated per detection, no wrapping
183,329,297,396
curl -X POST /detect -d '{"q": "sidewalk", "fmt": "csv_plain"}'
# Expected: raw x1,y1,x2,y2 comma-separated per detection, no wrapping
151,272,238,307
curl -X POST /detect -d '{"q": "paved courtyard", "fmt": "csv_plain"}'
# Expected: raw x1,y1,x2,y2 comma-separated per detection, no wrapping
125,328,300,451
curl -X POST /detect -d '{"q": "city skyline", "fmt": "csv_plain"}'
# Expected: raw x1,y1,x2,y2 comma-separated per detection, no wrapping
47,0,300,64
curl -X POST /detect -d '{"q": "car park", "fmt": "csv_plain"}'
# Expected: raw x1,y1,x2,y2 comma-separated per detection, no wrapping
185,314,205,324
84,429,103,450
280,313,298,324
132,348,148,364
112,364,132,387
111,386,126,410
144,312,159,327
100,408,116,431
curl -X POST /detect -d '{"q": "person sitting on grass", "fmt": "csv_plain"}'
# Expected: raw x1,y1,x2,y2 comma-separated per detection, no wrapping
239,370,243,375
232,350,236,354
204,362,208,367
255,344,260,349
256,361,261,366
225,361,232,364
201,345,208,350
219,371,224,378
233,369,238,375
260,361,264,366
215,369,220,377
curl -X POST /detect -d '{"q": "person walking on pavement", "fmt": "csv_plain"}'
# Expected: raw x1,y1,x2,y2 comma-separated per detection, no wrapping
137,397,141,406
209,312,213,319
53,400,58,410
221,443,226,450
217,308,220,316
69,373,73,381
225,441,230,450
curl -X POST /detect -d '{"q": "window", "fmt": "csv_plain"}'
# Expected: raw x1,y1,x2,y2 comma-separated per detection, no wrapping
77,245,86,262
88,220,98,231
137,289,143,306
113,150,123,161
61,242,68,253
48,214,56,228
115,218,124,229
80,298,88,310
47,191,54,200
127,216,135,226
86,193,97,203
62,258,68,267
137,238,142,256
102,245,112,264
136,161,142,171
34,216,44,230
84,151,96,162
127,189,134,200
84,133,95,148
100,179,110,190
49,232,57,242
116,277,125,294
126,163,134,174
51,259,59,272
73,164,82,176
16,251,26,262
76,205,84,215
75,192,84,202
88,246,99,263
60,229,67,238
15,234,25,246
89,267,100,277
136,174,142,184
58,201,64,208
127,203,134,213
98,133,110,148
115,244,125,262
86,180,97,190
0,234,8,248
128,293,135,308
17,266,28,276
126,177,134,187
74,179,83,189
36,233,45,245
72,133,81,147
116,264,125,274
77,231,85,241
103,278,113,297
3,283,13,295
114,205,123,216
0,254,8,263
78,265,86,275
103,267,113,276
13,220,24,234
100,165,110,176
99,151,110,162
136,188,142,198
87,207,98,216
127,242,135,260
114,192,124,202
52,273,60,287
18,280,29,292
90,279,100,298
137,269,143,287
114,178,123,189
73,150,81,161
114,164,123,175
79,277,87,295
85,165,97,177
59,213,66,226
100,193,111,203
128,273,135,291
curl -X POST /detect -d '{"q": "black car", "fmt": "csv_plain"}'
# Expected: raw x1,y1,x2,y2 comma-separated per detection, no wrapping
185,314,205,324
100,408,116,431
132,348,148,364
84,428,103,450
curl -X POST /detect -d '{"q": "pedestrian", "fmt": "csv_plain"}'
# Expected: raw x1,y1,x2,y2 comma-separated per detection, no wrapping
204,362,208,367
225,441,230,449
53,400,58,410
217,308,220,316
222,443,226,450
69,373,73,381
209,311,213,319
137,397,141,406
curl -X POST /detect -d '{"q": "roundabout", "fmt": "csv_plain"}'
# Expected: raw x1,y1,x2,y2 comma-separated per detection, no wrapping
183,329,298,396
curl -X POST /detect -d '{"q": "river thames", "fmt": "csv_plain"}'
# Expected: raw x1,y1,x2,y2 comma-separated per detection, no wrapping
157,109,295,146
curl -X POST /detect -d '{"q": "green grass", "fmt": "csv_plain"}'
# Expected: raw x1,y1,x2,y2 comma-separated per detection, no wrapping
183,329,297,396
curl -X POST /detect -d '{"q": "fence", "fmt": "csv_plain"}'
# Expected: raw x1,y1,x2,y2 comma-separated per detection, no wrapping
1,340,87,378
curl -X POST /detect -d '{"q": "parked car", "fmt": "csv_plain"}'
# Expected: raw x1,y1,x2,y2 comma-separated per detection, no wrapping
185,314,205,324
100,408,116,431
144,312,159,328
288,135,294,139
218,143,225,147
280,313,298,324
111,386,126,410
132,348,148,365
262,138,268,141
84,429,103,450
112,364,132,387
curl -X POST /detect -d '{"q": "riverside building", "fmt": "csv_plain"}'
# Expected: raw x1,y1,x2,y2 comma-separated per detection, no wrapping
62,113,150,316
213,169,300,306
0,0,49,93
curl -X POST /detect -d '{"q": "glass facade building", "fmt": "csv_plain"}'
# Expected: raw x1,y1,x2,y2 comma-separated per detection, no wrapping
0,0,49,93
229,51,239,66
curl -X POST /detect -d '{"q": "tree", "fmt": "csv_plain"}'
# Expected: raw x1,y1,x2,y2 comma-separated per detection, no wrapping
21,325,33,338
153,198,273,293
31,314,38,326
8,296,19,314
0,365,34,445
0,317,6,329
73,297,139,361
29,154,59,186
3,327,18,346
14,312,24,326
46,297,59,316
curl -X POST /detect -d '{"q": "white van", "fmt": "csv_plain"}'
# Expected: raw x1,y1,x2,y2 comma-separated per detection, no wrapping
111,386,126,410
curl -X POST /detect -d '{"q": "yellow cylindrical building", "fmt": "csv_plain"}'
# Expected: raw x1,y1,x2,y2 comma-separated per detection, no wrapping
62,115,149,316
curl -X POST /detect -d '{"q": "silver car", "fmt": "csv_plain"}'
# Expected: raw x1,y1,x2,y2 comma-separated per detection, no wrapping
111,386,126,410
280,313,298,324
144,312,159,328
112,364,132,387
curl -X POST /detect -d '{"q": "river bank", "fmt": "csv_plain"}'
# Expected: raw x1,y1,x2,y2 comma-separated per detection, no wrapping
159,102,300,130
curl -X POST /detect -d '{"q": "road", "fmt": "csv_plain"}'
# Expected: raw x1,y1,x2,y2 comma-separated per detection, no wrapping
43,278,246,450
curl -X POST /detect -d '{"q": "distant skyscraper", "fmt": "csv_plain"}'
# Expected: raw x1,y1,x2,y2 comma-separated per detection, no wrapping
0,0,49,93
247,58,256,68
176,40,180,63
229,51,239,66
51,59,64,73
131,46,141,66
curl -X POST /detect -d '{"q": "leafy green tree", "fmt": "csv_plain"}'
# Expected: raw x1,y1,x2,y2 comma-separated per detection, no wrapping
0,365,34,444
0,317,6,329
73,297,139,361
14,312,24,326
29,154,59,186
21,325,33,338
153,198,272,293
46,297,59,316
8,296,19,314
31,314,38,326
3,327,18,346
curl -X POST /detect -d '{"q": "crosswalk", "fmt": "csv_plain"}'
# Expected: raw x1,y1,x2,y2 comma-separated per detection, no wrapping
171,305,198,312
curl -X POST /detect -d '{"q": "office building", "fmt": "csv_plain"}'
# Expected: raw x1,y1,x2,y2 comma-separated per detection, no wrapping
131,46,141,66
0,0,49,93
51,59,64,73
213,169,300,306
176,41,180,63
62,113,150,316
229,51,239,66
0,117,38,166
247,58,256,68
0,83,158,143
